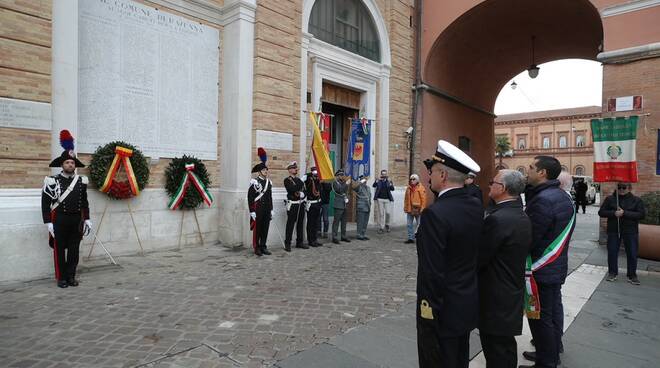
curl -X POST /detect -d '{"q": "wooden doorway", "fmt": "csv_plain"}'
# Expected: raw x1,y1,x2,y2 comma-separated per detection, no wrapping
321,83,361,222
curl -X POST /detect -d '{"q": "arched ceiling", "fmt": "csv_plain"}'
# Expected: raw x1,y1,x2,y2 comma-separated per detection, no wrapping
424,0,603,113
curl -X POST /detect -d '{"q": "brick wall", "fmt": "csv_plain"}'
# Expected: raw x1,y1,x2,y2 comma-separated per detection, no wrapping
602,58,660,198
0,1,52,188
253,0,415,187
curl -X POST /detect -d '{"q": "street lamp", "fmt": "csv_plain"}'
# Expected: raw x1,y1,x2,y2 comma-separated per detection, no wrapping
528,36,539,79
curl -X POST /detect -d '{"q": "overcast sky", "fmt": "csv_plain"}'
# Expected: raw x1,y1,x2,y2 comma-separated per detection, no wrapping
494,59,603,115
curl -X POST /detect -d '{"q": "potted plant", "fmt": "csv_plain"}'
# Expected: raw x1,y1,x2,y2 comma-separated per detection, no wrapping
638,191,660,260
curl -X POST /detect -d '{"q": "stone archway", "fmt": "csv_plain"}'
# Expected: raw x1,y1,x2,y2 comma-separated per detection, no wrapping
419,0,603,196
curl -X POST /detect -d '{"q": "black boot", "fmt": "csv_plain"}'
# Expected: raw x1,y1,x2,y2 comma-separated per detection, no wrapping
57,280,68,288
67,278,79,287
261,247,271,255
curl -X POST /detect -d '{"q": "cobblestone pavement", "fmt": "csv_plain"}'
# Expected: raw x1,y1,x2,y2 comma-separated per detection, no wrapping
0,228,418,368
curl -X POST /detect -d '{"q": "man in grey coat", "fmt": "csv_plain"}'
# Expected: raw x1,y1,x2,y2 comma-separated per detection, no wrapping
332,169,351,244
352,174,372,240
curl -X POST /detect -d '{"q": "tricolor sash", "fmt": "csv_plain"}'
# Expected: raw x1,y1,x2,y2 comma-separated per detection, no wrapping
99,146,140,196
168,164,214,210
524,205,576,319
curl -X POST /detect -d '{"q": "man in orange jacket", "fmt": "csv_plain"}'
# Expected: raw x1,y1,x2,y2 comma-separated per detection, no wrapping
404,174,427,243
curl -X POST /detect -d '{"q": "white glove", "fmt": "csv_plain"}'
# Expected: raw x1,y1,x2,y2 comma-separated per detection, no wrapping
271,210,274,217
344,198,349,204
302,174,308,182
299,192,305,199
46,223,54,237
250,212,256,220
84,220,93,232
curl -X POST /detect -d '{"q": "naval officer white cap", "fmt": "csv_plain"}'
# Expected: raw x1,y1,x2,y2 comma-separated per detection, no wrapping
423,140,481,174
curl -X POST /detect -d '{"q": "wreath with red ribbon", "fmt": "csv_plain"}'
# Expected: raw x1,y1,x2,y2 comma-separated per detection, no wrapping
89,141,150,199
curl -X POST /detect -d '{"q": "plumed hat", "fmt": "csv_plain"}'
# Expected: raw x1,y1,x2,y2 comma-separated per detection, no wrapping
49,130,85,168
251,147,268,173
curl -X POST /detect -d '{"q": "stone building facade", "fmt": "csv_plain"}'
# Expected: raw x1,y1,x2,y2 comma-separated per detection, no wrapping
494,106,601,177
0,0,415,283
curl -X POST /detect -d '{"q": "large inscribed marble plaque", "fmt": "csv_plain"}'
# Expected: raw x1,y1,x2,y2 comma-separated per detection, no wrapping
78,0,219,160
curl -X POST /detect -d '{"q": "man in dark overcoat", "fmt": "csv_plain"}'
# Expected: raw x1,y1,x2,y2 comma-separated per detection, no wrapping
416,139,484,368
478,169,532,368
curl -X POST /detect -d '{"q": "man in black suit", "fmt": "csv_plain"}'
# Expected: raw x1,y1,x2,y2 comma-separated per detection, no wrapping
416,140,484,368
478,169,532,368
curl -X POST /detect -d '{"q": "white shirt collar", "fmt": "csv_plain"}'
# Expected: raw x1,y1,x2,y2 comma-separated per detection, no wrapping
437,186,462,197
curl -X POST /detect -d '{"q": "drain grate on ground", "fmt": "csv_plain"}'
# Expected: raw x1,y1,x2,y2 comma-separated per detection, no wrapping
134,341,241,367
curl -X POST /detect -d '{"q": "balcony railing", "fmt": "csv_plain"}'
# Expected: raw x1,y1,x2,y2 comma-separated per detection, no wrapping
509,146,594,155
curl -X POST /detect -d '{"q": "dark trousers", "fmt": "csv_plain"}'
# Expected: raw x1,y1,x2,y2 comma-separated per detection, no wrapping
332,207,347,239
479,333,517,368
576,198,587,213
306,203,321,245
319,203,329,233
417,322,469,368
53,213,82,281
356,210,370,237
285,203,305,246
607,232,639,277
528,283,562,368
252,213,271,251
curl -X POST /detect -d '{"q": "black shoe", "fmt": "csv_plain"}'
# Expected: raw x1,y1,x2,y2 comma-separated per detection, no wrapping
57,280,68,288
385,225,390,233
628,276,641,285
518,365,536,368
362,236,370,240
356,236,364,240
262,248,271,255
255,248,262,256
314,242,323,247
522,351,536,362
332,239,340,244
296,244,309,249
284,245,291,252
341,238,351,242
309,243,318,247
404,239,414,244
67,278,79,287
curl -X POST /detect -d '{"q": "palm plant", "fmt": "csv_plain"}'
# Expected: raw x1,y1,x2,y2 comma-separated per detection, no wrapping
495,135,511,169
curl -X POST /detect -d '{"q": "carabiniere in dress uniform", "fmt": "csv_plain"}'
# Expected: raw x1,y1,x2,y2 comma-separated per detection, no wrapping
41,130,92,288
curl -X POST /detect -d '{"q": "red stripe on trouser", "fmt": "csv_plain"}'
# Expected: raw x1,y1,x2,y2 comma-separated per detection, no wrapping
51,211,61,280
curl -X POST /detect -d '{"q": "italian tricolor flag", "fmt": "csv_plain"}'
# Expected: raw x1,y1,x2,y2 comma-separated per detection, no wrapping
591,116,638,183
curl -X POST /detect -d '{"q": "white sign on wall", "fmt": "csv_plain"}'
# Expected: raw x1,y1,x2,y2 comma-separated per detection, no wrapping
256,130,293,151
77,0,220,159
0,98,51,130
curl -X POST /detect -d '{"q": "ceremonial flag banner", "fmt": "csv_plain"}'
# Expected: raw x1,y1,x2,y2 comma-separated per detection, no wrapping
309,112,335,180
346,118,371,180
591,116,639,183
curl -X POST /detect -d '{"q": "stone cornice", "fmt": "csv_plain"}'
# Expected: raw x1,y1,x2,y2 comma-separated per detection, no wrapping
495,112,602,126
598,42,660,64
601,0,660,17
148,0,225,25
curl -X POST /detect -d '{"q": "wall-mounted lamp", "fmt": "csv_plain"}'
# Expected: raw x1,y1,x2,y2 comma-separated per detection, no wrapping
405,126,413,150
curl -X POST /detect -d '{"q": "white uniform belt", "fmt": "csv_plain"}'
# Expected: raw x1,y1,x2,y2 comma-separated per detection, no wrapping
288,200,302,204
307,199,320,204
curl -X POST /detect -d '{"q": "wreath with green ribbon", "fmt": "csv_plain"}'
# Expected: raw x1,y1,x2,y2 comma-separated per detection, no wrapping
89,141,150,199
165,155,213,210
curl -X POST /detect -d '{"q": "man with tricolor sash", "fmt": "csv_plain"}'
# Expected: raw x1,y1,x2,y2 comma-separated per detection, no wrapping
520,156,576,368
41,130,92,288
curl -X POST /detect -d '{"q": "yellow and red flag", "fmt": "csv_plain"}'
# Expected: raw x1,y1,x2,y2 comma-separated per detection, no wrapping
309,112,334,181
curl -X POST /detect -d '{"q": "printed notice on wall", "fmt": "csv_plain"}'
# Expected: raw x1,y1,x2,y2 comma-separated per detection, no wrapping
78,0,219,159
0,98,51,130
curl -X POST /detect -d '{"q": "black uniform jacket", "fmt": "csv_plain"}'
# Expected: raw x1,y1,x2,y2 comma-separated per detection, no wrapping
416,187,484,337
41,174,90,223
598,191,645,234
465,183,483,205
284,176,305,201
304,175,321,201
478,199,532,336
247,177,273,214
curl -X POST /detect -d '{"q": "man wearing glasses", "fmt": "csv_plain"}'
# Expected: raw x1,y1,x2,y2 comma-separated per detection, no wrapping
478,170,532,368
520,156,575,368
598,183,645,285
416,140,483,368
